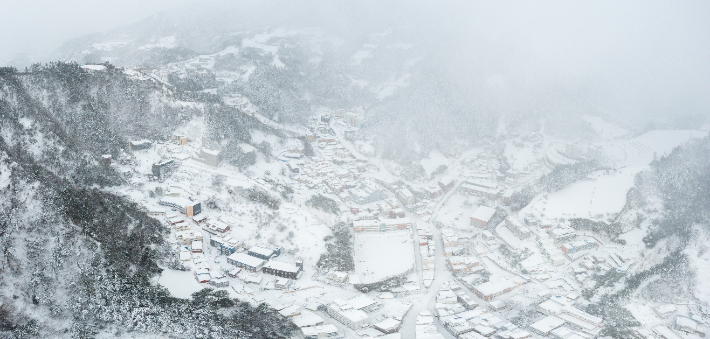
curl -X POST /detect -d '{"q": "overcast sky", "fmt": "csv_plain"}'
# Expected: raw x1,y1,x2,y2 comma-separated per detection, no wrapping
2,0,710,123
0,0,196,65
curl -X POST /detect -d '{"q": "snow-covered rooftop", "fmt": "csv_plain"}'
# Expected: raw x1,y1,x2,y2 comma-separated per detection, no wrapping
470,206,496,222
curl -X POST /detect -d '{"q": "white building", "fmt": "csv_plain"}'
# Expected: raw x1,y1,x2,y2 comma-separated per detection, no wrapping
326,299,370,329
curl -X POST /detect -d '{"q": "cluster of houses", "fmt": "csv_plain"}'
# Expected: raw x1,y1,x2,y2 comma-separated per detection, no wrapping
424,282,533,339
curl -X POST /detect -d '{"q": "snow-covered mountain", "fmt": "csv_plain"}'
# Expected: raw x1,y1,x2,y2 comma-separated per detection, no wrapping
0,64,295,338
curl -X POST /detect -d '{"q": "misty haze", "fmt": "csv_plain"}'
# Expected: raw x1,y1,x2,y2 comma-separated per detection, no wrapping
1,1,709,338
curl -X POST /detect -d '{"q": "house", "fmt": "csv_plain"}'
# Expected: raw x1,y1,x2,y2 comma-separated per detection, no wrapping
179,249,191,262
425,185,443,199
176,230,203,245
470,206,496,227
438,178,456,193
166,214,184,225
173,221,190,232
291,310,325,328
505,217,531,239
191,240,203,253
301,324,340,339
147,209,165,217
529,316,565,336
210,275,229,288
227,252,265,272
159,196,201,217
472,277,525,301
457,294,478,310
262,260,302,280
130,140,151,150
247,246,278,260
228,268,241,278
172,134,188,145
374,318,401,334
195,268,211,284
203,220,231,234
326,271,349,284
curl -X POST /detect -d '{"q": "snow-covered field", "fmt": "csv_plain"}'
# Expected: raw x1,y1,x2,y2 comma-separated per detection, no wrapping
354,230,415,284
521,166,640,223
157,269,204,299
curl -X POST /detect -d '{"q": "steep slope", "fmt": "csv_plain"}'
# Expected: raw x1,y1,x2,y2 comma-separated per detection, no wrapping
0,65,294,338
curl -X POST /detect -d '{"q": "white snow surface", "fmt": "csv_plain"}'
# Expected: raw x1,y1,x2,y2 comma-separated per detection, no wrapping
521,166,640,223
354,230,415,284
156,269,204,299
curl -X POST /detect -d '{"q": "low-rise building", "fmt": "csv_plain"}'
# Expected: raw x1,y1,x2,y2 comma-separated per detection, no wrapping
203,220,231,234
326,271,349,284
460,180,499,199
262,260,302,280
470,206,496,227
172,134,188,145
301,324,340,339
397,188,415,205
326,299,370,329
353,218,412,232
472,277,526,301
673,316,705,336
551,227,577,243
130,140,152,150
505,217,531,239
438,177,456,193
191,240,203,253
502,189,514,205
529,316,565,336
247,246,278,260
227,252,265,272
653,326,683,339
159,196,201,217
152,159,177,181
561,239,598,255
374,318,401,334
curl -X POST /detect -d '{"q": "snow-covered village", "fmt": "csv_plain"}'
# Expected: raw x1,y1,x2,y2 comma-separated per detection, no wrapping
2,2,710,339
101,101,709,339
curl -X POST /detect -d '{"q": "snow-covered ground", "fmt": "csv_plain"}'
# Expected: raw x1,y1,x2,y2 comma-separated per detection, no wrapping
112,108,710,338
354,231,415,284
521,166,640,223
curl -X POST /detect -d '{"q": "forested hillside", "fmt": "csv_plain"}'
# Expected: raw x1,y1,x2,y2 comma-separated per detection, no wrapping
0,64,294,338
